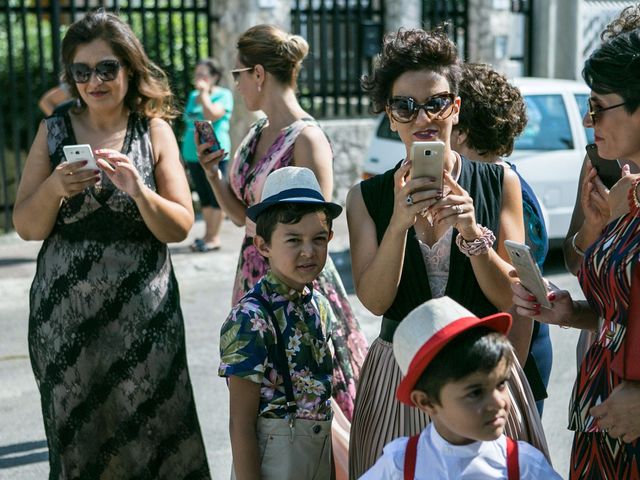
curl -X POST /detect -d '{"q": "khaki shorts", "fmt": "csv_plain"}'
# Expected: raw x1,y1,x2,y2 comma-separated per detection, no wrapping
231,417,332,480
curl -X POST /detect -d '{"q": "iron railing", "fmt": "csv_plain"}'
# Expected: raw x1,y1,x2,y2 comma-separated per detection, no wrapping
0,0,214,232
422,0,468,60
291,0,385,118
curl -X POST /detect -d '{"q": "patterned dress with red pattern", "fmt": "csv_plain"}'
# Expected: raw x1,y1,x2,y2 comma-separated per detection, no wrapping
571,208,640,479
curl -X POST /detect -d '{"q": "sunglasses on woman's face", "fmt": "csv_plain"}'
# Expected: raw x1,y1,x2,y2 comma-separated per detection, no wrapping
587,97,627,125
387,93,456,123
69,60,121,84
230,66,254,82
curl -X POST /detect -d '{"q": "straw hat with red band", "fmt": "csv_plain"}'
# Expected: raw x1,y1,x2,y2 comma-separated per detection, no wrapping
393,296,512,406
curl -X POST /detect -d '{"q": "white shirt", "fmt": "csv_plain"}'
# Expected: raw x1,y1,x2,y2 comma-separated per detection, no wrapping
359,424,562,480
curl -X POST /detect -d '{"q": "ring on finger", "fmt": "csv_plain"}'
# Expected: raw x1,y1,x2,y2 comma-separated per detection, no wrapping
406,195,413,206
453,204,462,214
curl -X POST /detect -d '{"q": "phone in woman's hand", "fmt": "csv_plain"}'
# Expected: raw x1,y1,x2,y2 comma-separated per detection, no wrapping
194,120,221,155
505,240,552,309
586,143,621,189
63,144,98,170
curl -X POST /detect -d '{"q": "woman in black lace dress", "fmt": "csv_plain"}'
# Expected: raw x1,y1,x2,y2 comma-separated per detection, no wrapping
13,11,210,479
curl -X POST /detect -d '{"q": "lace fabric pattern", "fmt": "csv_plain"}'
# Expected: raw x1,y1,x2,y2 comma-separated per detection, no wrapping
28,114,211,479
416,227,453,299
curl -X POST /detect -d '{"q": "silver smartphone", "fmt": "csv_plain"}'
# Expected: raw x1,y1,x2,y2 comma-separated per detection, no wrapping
63,144,98,171
410,141,445,190
504,240,552,309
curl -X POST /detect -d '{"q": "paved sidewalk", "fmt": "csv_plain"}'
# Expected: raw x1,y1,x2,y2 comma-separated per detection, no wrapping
0,216,579,478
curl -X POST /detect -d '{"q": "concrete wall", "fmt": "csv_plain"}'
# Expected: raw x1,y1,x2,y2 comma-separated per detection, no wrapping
319,118,378,205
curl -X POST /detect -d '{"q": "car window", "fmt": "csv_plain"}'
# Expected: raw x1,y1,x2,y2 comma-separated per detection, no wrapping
515,94,574,150
575,93,595,144
377,115,400,141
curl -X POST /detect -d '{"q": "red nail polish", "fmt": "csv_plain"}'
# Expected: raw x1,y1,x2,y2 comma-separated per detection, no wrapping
549,293,556,301
528,294,536,301
81,160,88,166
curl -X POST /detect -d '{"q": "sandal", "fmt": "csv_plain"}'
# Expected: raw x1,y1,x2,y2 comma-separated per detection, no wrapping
190,238,221,252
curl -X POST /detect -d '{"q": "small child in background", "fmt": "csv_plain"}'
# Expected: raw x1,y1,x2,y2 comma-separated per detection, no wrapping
219,166,342,480
360,296,561,479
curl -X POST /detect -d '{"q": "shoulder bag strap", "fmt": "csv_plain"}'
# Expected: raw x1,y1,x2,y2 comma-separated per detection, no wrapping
506,436,520,480
403,434,420,480
246,292,297,417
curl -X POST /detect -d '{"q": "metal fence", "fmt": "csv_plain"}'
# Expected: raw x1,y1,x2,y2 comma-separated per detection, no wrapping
0,0,214,232
422,0,468,60
291,0,385,118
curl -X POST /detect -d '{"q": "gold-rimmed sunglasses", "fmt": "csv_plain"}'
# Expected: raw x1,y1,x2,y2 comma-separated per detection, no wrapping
230,66,254,81
587,97,626,124
387,93,456,123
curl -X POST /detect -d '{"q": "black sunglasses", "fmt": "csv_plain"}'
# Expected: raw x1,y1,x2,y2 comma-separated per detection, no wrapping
69,60,121,84
387,93,456,123
587,97,626,124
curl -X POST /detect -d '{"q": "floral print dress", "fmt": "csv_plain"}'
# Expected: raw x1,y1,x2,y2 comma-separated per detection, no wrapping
228,116,368,420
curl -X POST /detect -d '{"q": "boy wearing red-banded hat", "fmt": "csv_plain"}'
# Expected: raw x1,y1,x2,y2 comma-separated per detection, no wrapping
360,296,560,480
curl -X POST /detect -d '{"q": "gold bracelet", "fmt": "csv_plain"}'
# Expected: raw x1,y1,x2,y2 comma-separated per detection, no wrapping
571,232,585,257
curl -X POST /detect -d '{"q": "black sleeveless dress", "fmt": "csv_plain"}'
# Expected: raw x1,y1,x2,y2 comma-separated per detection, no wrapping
28,113,211,479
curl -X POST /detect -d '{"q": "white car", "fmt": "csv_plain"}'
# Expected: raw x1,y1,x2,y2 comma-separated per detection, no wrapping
362,77,593,243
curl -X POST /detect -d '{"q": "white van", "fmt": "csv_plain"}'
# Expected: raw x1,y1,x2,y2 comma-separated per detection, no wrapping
362,77,593,243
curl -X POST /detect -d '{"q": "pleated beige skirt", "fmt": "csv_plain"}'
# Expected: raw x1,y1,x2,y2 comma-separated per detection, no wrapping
348,337,551,479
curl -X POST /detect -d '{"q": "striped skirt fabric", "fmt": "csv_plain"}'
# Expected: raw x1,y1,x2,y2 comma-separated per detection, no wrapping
570,431,640,479
348,337,551,479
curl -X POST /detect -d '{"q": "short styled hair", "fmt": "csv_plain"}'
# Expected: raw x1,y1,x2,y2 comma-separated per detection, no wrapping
255,203,333,244
583,29,640,114
600,4,640,42
456,63,527,157
361,27,462,114
414,327,513,404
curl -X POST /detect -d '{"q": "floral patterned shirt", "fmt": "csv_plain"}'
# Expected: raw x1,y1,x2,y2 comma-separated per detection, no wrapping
218,271,334,420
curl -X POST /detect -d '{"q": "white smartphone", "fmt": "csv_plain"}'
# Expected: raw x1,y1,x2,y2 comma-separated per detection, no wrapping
504,240,552,309
63,144,98,171
410,141,445,190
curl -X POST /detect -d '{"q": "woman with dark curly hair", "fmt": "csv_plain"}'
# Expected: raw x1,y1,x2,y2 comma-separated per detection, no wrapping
13,10,210,478
452,63,553,417
346,28,547,478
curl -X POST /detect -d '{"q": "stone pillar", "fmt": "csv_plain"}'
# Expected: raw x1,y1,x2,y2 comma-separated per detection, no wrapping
466,0,512,74
211,0,291,151
384,0,421,32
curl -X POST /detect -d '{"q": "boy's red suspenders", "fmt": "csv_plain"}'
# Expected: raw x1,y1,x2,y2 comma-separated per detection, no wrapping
403,434,520,480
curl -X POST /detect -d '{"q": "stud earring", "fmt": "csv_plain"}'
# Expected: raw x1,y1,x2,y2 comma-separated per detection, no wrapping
257,85,262,93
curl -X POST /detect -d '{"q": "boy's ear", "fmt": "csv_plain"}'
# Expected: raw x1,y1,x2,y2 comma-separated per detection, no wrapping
253,235,270,258
328,230,334,241
410,390,439,416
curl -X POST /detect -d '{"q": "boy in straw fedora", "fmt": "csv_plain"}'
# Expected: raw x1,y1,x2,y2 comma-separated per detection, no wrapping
219,166,342,479
360,296,560,479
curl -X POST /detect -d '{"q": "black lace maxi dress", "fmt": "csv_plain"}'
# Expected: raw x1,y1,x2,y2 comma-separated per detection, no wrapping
28,113,211,479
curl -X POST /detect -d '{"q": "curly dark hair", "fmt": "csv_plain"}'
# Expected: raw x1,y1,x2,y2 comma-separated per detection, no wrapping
361,27,462,114
601,4,640,42
62,9,177,120
456,63,527,158
583,29,640,114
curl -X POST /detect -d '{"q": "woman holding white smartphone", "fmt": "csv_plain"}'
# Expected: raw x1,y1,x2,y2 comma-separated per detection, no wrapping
345,28,543,478
12,11,210,479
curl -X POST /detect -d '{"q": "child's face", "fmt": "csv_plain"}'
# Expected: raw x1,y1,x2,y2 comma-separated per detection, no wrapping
254,211,332,291
415,357,511,445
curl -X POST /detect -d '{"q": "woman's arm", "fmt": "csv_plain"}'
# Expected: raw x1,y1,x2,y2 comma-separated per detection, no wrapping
347,163,439,315
96,118,194,243
292,126,334,200
563,156,610,274
13,120,100,240
228,376,262,480
198,91,227,122
38,86,70,116
198,144,248,226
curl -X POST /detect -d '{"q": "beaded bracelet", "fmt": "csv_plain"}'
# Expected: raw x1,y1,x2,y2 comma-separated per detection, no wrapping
455,224,496,257
629,177,640,216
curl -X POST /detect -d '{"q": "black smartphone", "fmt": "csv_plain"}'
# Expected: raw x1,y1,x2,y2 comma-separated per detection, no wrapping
194,120,221,155
586,143,621,189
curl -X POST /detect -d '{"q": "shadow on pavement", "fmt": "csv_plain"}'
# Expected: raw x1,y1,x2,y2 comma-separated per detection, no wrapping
0,440,48,469
0,257,35,267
